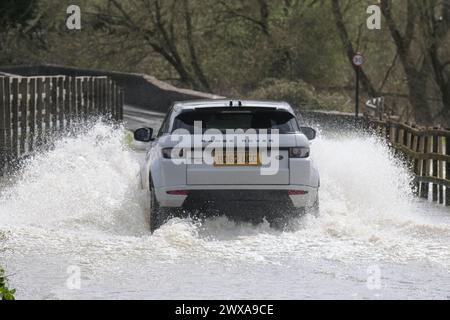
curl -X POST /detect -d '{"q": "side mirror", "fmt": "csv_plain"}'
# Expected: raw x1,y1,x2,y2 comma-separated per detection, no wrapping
300,126,316,140
134,128,154,142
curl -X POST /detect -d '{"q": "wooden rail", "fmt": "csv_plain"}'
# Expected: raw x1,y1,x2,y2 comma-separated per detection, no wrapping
365,117,450,206
0,75,124,174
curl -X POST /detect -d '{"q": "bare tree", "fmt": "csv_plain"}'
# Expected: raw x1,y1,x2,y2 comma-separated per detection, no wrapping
218,0,271,37
419,0,450,122
331,0,378,97
183,0,211,92
380,0,445,124
97,0,211,91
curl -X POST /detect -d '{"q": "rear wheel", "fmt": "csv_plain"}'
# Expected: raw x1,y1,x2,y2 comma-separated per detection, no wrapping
309,193,320,217
149,181,168,233
268,215,290,230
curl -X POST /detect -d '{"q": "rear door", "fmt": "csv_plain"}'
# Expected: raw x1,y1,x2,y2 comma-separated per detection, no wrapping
173,107,298,185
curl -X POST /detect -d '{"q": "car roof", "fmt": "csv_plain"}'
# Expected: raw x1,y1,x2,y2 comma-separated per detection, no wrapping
172,99,294,113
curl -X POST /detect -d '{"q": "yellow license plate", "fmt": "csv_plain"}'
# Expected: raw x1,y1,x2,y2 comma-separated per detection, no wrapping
214,151,261,166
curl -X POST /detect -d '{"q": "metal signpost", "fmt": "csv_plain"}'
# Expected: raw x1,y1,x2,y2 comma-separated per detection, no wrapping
352,53,364,119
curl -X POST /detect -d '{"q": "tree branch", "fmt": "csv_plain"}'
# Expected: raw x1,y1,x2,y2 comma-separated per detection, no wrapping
331,0,377,96
219,0,270,36
183,0,211,91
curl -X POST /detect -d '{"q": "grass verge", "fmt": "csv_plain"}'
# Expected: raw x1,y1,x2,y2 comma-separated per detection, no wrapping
0,267,15,300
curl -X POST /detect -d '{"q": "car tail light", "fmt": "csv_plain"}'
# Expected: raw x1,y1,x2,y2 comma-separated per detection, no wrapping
289,147,310,158
166,190,189,196
288,190,308,195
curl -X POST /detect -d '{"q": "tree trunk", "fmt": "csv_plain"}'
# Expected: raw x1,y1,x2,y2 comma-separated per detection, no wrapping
405,69,433,124
183,0,212,92
331,0,377,97
380,0,434,124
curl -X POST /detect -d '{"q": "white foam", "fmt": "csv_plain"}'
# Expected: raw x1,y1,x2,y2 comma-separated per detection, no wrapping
1,124,450,299
0,122,148,236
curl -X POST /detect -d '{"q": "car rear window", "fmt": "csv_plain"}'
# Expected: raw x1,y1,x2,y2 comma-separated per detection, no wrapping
172,108,300,133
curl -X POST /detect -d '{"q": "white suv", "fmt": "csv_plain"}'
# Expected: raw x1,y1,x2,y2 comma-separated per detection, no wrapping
134,100,319,232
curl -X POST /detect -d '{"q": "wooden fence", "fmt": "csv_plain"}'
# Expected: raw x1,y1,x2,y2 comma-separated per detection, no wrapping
365,117,450,206
0,75,124,174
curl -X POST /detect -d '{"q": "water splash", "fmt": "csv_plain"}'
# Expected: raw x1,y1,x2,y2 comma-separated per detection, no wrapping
1,124,450,299
0,121,147,236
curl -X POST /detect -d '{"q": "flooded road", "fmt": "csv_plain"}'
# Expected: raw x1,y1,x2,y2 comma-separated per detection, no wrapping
1,121,450,299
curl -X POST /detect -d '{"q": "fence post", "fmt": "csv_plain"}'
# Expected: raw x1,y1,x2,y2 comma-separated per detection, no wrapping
36,78,44,148
384,122,390,144
417,135,427,198
4,77,11,168
421,135,433,199
90,77,95,116
411,134,419,194
70,76,76,124
29,78,36,153
378,121,384,138
76,77,82,123
389,122,397,146
106,78,112,116
11,78,19,160
44,77,52,144
57,77,65,132
446,136,450,206
437,136,444,204
79,77,86,121
82,77,89,121
101,77,107,115
64,77,71,129
50,77,58,134
94,78,100,116
85,77,93,118
432,134,438,202
118,88,124,121
397,127,404,147
406,130,412,163
121,88,124,120
97,77,103,115
0,77,5,174
111,81,117,121
19,78,28,156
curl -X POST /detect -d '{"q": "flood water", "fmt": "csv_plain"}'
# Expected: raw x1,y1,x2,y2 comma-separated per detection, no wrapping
1,121,450,299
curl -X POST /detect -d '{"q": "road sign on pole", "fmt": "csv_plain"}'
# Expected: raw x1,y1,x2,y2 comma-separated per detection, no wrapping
352,53,364,120
352,53,364,67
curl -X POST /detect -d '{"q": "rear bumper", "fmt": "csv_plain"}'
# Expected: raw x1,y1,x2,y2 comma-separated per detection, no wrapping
155,185,318,208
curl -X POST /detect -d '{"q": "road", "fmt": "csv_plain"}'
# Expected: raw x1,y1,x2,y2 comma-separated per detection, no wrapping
1,107,450,299
122,105,166,131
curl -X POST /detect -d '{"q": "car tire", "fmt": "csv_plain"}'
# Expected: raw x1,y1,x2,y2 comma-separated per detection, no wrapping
149,180,167,233
310,193,320,217
267,211,292,231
